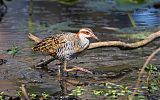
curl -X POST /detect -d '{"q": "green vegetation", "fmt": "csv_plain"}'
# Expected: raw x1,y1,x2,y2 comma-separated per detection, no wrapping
116,0,146,4
66,64,160,99
7,44,19,56
30,92,50,99
28,21,78,34
67,83,132,99
0,43,20,56
30,93,37,99
56,0,79,5
91,82,131,99
145,64,159,94
42,92,50,99
0,92,4,100
116,31,152,39
69,86,85,96
86,0,159,11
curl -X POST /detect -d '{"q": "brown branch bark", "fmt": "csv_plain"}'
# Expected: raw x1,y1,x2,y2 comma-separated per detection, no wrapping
89,30,160,50
29,31,160,50
28,33,41,43
28,30,160,66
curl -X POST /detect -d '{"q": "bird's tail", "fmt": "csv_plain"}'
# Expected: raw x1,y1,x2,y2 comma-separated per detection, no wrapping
35,57,56,67
32,46,40,51
28,33,41,43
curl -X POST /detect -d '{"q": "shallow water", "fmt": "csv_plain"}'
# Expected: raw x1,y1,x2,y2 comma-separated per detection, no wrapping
0,0,160,99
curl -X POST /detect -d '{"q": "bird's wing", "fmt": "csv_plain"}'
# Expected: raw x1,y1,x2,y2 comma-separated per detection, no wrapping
33,33,81,56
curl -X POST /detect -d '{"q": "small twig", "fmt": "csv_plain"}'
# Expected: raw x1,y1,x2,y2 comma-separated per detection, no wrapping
20,84,30,100
35,57,55,67
129,47,160,100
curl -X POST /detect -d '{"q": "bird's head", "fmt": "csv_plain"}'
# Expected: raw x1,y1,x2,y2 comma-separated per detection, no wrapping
77,28,98,40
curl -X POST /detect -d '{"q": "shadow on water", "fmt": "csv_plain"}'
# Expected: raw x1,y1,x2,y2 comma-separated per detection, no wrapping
0,0,160,99
0,0,7,22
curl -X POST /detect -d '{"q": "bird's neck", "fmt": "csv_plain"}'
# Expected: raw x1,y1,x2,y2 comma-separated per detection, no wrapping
77,33,90,49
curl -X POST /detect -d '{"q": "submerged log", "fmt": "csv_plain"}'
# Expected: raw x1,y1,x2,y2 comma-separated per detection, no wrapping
28,30,160,67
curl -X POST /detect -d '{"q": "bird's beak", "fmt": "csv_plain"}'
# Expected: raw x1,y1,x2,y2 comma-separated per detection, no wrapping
92,34,99,40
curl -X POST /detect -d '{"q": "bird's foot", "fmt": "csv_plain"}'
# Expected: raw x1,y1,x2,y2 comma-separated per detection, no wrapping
64,67,92,74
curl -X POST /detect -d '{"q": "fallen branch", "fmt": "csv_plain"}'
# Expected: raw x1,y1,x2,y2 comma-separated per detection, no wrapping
29,31,160,50
20,84,30,100
129,47,160,100
89,30,160,50
28,30,160,66
35,57,55,67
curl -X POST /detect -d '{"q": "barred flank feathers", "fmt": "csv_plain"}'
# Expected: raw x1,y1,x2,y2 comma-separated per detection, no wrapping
32,32,90,60
32,37,55,55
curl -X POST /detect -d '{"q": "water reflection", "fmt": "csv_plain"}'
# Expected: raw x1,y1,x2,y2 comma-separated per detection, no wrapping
132,8,160,27
0,0,7,22
53,77,87,99
32,0,160,33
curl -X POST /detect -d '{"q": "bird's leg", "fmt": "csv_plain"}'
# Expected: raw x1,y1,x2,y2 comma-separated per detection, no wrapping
64,60,67,71
58,65,61,80
63,61,69,76
56,61,63,80
64,61,92,74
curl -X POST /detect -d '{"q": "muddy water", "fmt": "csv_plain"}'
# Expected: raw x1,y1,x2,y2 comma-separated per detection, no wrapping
0,0,160,99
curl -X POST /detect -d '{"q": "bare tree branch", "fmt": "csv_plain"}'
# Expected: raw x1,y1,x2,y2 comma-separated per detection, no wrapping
29,31,160,50
89,30,160,50
28,30,160,67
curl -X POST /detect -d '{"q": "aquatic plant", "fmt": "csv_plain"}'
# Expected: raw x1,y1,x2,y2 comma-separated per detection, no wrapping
28,92,50,100
28,21,78,34
69,86,85,96
42,92,49,99
30,93,37,99
86,0,159,12
7,43,19,56
116,30,152,39
0,92,4,100
145,64,159,94
56,0,79,5
91,82,131,99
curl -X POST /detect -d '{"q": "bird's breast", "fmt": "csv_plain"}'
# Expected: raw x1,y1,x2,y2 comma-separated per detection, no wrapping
79,38,90,51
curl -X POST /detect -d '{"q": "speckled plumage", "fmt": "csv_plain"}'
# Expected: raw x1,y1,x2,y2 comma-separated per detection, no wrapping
33,32,90,61
33,28,98,74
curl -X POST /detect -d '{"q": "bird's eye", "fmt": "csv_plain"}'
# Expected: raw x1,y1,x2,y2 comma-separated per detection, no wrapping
86,31,89,34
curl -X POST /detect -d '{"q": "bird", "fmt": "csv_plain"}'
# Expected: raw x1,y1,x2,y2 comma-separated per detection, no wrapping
32,28,98,75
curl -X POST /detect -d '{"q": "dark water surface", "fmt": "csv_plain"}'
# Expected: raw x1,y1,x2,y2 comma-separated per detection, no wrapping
0,0,160,99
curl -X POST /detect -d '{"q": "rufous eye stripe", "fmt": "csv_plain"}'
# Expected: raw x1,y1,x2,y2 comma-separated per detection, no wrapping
80,28,93,33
